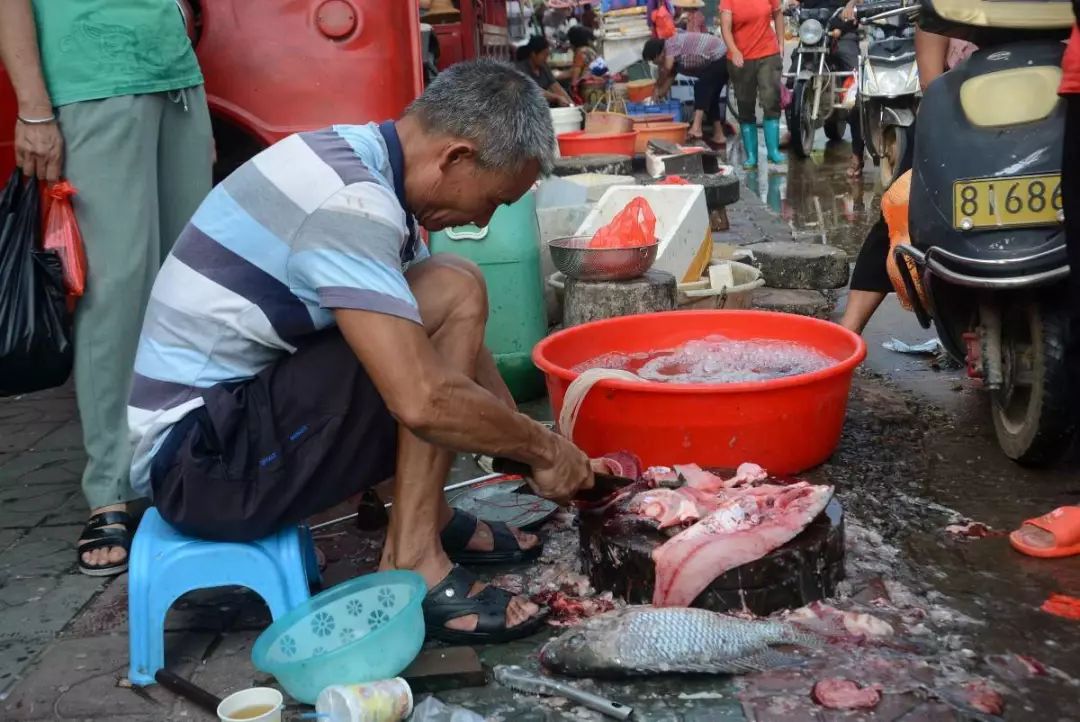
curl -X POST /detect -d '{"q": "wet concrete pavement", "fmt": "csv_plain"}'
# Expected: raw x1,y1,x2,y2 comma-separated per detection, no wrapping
2,137,1079,720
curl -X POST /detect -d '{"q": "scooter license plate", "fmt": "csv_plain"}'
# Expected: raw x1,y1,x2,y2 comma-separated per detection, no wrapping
953,173,1063,230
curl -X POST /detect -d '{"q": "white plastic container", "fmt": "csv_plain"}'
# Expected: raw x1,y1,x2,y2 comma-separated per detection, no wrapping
315,679,414,722
574,185,713,283
677,260,765,310
550,106,584,136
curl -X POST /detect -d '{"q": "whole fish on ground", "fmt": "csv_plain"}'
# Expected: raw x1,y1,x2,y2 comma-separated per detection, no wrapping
539,606,822,678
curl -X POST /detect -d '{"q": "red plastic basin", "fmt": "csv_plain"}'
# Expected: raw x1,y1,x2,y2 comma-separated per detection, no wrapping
532,310,867,475
557,130,637,157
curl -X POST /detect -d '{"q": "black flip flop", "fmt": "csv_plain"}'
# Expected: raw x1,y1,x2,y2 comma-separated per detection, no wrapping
423,565,548,644
440,508,543,566
77,510,136,577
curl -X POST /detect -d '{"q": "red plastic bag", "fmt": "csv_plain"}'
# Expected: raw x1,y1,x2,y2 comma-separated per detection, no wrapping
652,6,677,39
42,181,87,303
588,197,657,249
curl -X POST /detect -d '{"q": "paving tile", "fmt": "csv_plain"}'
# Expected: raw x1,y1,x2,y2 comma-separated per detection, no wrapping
38,487,89,528
0,529,23,554
189,630,270,701
0,636,50,700
29,422,84,452
0,397,77,426
64,577,128,639
0,449,86,487
0,483,81,529
1,631,215,720
0,423,62,455
0,525,83,582
0,574,103,643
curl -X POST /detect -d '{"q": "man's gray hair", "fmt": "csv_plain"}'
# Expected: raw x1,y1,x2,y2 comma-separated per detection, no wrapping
407,58,556,176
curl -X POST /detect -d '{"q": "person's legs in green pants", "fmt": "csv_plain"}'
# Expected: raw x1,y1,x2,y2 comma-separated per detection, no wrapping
758,54,785,166
730,58,760,169
59,88,211,574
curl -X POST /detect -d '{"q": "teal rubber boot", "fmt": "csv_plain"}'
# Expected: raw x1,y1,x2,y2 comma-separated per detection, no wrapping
763,118,786,165
740,123,759,169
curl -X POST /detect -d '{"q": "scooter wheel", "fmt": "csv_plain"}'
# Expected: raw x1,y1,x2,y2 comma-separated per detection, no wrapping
991,300,1075,466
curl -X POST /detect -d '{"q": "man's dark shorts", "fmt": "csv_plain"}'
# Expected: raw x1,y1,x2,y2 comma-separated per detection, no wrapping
150,330,398,541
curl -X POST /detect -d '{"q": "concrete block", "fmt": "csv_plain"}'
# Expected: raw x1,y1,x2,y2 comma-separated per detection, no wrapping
552,154,633,177
749,242,850,289
564,269,677,327
750,288,834,319
537,204,593,324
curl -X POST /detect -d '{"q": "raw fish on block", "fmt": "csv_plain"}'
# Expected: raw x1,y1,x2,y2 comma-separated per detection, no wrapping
643,465,680,486
652,482,834,607
626,488,723,529
812,679,882,710
539,606,821,677
596,450,642,480
673,462,768,493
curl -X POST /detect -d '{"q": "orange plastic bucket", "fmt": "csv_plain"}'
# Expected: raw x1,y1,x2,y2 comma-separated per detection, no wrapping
633,121,689,154
532,310,866,474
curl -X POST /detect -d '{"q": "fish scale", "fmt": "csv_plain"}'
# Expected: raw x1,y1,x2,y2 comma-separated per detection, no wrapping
541,606,822,678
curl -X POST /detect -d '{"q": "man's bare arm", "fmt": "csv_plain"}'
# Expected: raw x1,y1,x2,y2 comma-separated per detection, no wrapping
0,0,63,180
335,308,591,500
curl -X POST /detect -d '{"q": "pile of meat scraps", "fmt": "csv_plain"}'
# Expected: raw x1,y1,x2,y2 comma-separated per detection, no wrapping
597,457,834,608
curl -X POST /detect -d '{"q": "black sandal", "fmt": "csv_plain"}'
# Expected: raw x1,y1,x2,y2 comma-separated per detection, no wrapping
423,565,548,644
440,509,543,566
77,510,136,577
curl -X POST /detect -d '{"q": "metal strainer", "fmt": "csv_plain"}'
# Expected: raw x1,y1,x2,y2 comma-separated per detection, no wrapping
548,236,658,282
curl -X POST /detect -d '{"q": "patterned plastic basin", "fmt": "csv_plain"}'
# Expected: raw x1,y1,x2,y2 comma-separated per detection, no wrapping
251,570,426,704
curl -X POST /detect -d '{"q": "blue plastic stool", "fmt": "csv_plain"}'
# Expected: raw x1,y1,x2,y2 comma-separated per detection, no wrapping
127,508,321,686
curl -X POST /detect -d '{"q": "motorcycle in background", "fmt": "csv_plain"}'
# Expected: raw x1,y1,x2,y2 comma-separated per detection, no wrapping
877,0,1074,464
784,5,854,157
854,3,919,186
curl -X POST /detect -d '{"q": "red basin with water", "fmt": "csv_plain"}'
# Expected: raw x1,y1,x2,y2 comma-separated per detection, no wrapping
532,310,867,475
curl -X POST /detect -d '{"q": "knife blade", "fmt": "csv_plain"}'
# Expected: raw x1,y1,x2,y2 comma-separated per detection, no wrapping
490,457,638,503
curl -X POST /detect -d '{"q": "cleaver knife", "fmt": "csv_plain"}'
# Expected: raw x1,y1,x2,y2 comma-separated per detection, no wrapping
490,457,638,504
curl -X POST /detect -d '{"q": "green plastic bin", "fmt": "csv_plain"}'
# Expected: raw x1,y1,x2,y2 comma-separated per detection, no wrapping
428,191,548,402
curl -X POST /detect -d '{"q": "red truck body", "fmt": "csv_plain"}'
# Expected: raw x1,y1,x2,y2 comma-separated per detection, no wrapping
0,0,510,177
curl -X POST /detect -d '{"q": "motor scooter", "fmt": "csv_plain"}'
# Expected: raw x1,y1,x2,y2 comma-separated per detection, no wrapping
854,4,919,185
876,0,1074,464
784,5,855,157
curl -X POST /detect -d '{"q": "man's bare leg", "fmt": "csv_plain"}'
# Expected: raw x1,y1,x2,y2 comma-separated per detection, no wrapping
379,256,539,631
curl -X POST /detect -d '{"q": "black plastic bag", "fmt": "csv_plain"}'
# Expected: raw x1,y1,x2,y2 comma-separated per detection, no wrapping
0,170,74,395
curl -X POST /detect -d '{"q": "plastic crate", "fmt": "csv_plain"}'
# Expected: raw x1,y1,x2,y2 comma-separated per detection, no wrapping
625,100,684,122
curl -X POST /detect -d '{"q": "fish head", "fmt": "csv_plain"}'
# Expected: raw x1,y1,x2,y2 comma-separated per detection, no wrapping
539,629,606,675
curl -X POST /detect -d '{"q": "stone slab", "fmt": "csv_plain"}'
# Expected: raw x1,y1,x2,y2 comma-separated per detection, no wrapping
2,632,214,720
751,287,835,319
0,525,85,582
645,172,740,208
563,269,677,328
0,482,81,529
0,397,77,426
29,421,84,452
552,154,633,178
749,241,850,289
0,423,61,455
0,449,86,487
0,636,50,699
187,630,268,702
0,574,103,644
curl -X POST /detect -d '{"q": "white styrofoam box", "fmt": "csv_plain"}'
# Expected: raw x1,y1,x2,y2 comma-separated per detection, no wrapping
559,173,638,203
573,185,712,283
601,29,652,75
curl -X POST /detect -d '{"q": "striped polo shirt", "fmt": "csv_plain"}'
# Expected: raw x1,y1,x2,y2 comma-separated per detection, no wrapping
127,122,428,498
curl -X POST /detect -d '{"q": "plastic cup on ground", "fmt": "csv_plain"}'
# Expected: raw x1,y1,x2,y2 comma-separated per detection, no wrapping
216,687,284,722
315,678,414,722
